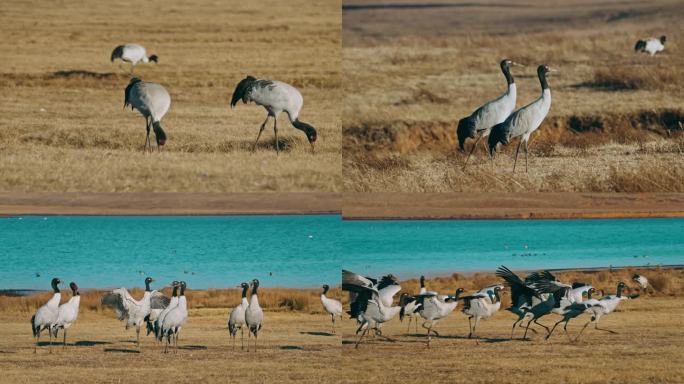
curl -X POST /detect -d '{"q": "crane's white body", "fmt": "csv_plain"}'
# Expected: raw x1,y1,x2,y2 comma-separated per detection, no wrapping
245,80,304,121
228,295,248,347
32,291,61,346
115,44,152,65
419,296,459,323
639,38,665,55
245,290,264,351
127,81,171,124
321,294,343,317
378,284,401,308
161,292,188,352
112,288,153,329
469,84,517,138
154,294,178,338
54,295,80,333
634,275,648,290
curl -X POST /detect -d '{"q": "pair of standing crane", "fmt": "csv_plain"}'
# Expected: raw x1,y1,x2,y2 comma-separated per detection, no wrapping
457,59,556,172
112,43,317,155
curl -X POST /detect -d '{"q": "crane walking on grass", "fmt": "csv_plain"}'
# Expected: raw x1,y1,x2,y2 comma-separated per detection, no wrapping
574,282,639,341
230,76,317,154
124,78,170,152
413,287,464,348
228,282,250,349
461,285,504,340
458,59,521,168
53,282,81,350
110,44,158,74
320,284,343,334
488,65,556,173
31,278,61,353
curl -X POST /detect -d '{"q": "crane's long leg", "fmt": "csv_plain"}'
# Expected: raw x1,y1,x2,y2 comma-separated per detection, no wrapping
48,326,53,353
513,140,522,173
136,326,140,348
463,134,482,169
247,327,251,352
406,316,412,333
355,328,368,349
34,327,40,354
241,327,244,350
273,117,279,154
575,319,593,342
522,318,534,340
143,117,151,153
534,318,550,336
254,331,258,353
510,318,521,339
331,314,336,334
593,318,617,334
472,317,480,340
252,115,270,152
546,319,564,340
524,140,529,173
63,329,67,350
468,317,473,338
563,320,573,342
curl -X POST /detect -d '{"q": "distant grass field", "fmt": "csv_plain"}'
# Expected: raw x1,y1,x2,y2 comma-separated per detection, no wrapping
343,0,684,192
339,267,684,384
0,0,341,192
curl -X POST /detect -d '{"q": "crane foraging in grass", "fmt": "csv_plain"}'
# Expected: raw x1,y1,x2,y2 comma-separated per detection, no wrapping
634,36,666,56
458,59,521,168
124,77,170,152
31,277,61,353
111,44,158,74
230,76,317,154
488,65,556,173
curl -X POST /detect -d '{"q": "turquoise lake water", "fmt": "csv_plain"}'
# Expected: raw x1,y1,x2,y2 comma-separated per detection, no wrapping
1,216,682,289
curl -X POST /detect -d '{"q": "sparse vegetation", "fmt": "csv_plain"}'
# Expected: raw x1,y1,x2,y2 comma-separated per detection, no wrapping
0,0,341,192
343,0,684,192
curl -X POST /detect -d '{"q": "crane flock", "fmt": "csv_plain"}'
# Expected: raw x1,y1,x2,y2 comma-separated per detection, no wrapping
342,266,641,348
26,268,646,353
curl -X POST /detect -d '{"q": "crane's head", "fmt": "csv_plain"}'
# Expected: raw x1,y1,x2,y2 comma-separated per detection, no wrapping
322,284,330,294
51,278,61,291
660,35,667,44
145,277,155,285
148,54,158,63
152,121,167,147
69,282,79,294
292,119,317,153
631,274,641,281
456,117,476,152
251,279,260,289
239,282,249,289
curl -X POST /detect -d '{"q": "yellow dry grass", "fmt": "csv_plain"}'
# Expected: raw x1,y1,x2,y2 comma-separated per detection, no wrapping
0,309,340,384
339,268,684,384
343,0,684,192
0,0,341,192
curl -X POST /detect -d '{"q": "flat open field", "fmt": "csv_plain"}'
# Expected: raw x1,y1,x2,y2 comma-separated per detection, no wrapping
0,287,342,383
0,0,341,192
340,268,684,384
343,0,684,192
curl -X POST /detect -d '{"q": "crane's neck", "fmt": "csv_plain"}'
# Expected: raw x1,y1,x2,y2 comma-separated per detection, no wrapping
501,63,514,85
145,280,151,292
241,285,249,298
322,286,329,295
493,289,501,303
251,294,260,307
171,285,178,298
179,285,186,297
616,285,623,298
539,71,549,91
420,276,425,289
51,280,60,293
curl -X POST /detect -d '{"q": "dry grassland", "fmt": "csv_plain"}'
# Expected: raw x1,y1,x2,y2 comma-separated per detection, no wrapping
0,287,344,383
0,0,341,192
343,0,684,192
340,267,684,384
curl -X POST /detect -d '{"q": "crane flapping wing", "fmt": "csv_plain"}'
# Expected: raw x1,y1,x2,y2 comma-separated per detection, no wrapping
101,291,128,320
150,291,171,310
496,265,540,306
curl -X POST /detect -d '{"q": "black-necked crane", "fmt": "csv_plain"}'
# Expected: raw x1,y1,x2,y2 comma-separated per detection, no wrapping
574,281,639,341
414,287,464,348
458,59,521,168
545,287,597,341
488,65,555,172
53,281,81,350
230,76,317,154
342,270,402,348
399,275,434,333
461,285,504,340
320,284,343,334
228,282,250,350
111,44,158,73
148,281,178,339
101,277,169,348
632,274,649,292
635,36,666,56
245,279,264,352
160,281,188,353
31,277,61,353
124,77,170,152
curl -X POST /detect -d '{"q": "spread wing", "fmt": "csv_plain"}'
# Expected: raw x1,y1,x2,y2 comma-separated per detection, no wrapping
150,291,171,310
496,265,539,307
101,288,132,320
